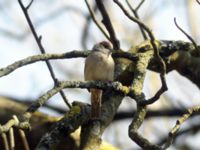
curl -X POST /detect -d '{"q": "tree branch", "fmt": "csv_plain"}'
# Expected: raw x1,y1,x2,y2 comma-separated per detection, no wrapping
163,105,200,149
1,40,200,87
35,102,90,150
95,0,120,50
128,49,162,149
85,0,110,41
126,0,148,40
0,50,138,78
174,18,200,56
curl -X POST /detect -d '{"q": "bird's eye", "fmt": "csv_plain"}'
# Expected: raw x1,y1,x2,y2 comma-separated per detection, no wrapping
100,41,112,49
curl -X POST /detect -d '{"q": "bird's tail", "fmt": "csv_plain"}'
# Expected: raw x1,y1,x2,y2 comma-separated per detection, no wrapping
90,88,102,119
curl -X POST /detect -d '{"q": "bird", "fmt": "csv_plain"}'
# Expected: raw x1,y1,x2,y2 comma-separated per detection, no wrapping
84,41,115,119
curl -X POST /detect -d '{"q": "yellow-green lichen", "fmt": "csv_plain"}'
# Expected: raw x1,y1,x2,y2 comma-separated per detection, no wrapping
65,105,81,118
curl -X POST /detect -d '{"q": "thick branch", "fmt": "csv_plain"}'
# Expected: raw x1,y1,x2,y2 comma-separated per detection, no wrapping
35,102,90,150
127,49,161,149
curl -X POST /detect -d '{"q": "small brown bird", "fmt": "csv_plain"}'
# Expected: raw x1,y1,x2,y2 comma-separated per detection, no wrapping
84,41,115,119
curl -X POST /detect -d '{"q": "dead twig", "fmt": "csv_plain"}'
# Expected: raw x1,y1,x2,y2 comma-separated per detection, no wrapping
18,0,71,108
126,0,147,40
174,17,200,55
85,0,110,41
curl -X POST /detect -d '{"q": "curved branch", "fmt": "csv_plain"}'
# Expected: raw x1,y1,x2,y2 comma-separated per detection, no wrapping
174,18,200,56
126,0,147,40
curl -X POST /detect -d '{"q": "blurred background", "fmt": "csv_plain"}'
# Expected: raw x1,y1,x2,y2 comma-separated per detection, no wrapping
0,0,200,149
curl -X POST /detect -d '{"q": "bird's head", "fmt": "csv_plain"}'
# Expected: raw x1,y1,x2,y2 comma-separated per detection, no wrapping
92,41,113,54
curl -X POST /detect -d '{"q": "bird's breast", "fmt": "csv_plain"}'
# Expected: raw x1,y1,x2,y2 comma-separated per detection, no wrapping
84,52,114,81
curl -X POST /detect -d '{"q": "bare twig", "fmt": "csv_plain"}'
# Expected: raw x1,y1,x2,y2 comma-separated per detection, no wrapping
9,128,14,150
163,105,200,149
138,74,167,105
0,6,86,40
26,0,33,10
18,0,71,108
18,129,30,150
95,0,120,50
135,0,145,11
85,0,110,41
81,6,97,49
114,0,167,106
174,18,200,55
197,0,200,5
126,0,147,40
1,133,9,150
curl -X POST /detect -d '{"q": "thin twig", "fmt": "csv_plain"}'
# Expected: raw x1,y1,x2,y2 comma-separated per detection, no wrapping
26,0,33,10
139,76,167,105
18,129,30,150
135,0,145,11
95,0,120,50
174,18,200,54
1,133,9,150
126,0,147,40
0,6,86,40
81,3,98,49
18,0,71,108
9,128,14,150
85,0,110,41
197,0,200,5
